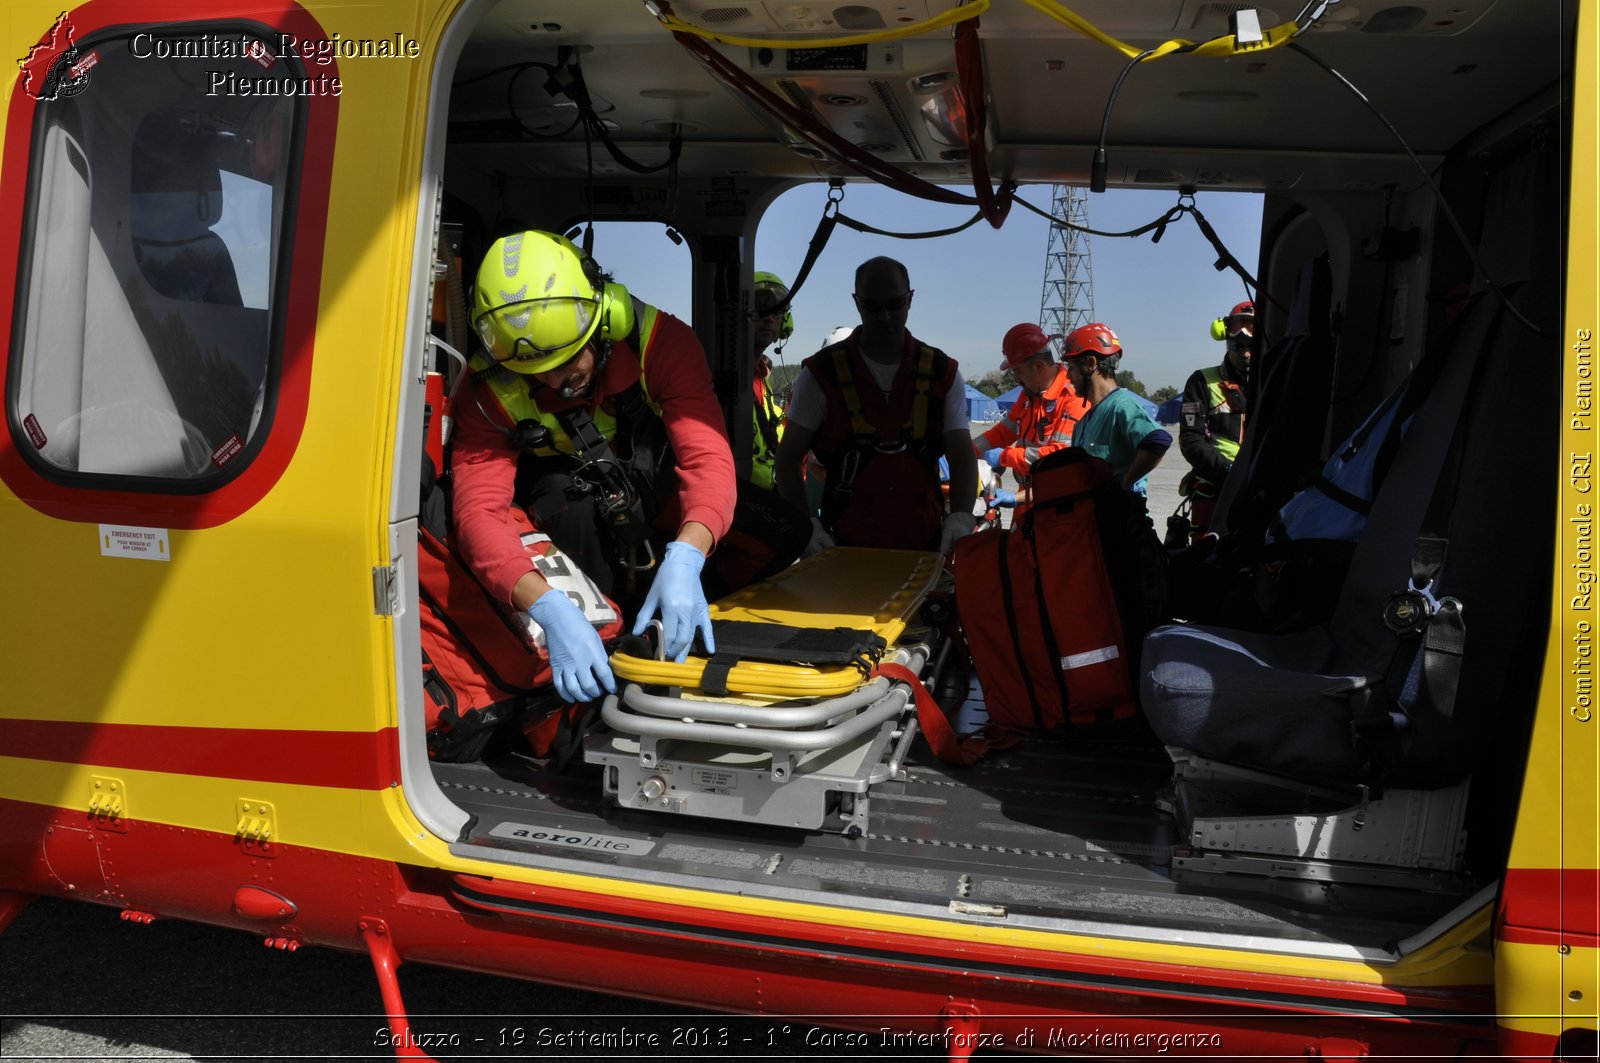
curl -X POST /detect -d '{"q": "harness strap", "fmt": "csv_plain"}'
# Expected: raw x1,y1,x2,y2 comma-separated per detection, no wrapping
1346,682,1400,797
553,381,660,559
1422,598,1466,720
874,662,987,766
753,383,782,457
1311,473,1374,516
910,342,934,441
1394,295,1508,725
833,348,876,438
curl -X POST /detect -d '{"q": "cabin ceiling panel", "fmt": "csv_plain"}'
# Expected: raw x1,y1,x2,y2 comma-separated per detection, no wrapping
451,0,1570,190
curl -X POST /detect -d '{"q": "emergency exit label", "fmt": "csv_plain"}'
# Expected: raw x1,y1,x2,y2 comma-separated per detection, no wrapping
99,524,170,561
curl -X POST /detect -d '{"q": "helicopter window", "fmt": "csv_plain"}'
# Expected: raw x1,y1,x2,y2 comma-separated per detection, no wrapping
8,29,300,483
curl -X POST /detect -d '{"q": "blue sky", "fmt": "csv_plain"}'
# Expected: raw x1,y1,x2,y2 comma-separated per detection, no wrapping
591,183,1262,395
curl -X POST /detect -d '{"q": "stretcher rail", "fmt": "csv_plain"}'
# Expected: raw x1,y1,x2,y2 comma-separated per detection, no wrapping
601,647,929,781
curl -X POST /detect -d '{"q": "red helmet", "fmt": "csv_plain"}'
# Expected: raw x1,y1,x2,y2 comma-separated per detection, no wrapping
1227,300,1255,322
1000,322,1052,372
1063,322,1121,360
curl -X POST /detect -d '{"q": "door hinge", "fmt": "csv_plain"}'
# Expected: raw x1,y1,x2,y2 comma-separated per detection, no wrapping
88,775,127,831
235,798,278,859
373,562,399,616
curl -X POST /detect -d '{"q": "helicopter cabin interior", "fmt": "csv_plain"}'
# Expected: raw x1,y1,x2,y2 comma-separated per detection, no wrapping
390,0,1569,966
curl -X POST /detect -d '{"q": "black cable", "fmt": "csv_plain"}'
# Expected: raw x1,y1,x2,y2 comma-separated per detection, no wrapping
1286,42,1544,337
1021,191,1274,309
564,58,682,176
1187,200,1273,306
507,63,582,140
1091,48,1158,192
1014,193,1186,239
835,209,987,239
452,61,585,140
454,60,542,87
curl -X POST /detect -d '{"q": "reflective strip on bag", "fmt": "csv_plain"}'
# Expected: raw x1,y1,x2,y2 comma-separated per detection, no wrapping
1060,645,1120,670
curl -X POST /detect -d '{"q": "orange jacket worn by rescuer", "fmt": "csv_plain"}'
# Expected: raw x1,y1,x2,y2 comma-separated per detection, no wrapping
978,321,1089,514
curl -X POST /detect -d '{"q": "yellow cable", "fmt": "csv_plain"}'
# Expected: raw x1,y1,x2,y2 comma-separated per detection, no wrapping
652,0,1300,65
1014,0,1298,61
1187,19,1300,56
652,0,988,50
1013,0,1150,57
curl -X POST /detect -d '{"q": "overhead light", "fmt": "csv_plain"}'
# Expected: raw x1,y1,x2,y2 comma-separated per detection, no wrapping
908,71,953,92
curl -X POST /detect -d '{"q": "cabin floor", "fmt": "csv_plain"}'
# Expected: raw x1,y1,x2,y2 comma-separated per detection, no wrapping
431,682,1482,955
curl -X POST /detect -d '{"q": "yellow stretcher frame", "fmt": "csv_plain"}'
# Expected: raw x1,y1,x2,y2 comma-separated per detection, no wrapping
609,547,945,698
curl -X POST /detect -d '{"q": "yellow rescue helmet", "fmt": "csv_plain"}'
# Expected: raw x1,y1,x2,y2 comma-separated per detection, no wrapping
472,231,621,375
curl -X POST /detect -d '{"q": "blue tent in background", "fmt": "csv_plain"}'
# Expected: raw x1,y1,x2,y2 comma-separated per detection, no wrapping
1129,391,1160,419
991,385,1163,424
964,384,1000,423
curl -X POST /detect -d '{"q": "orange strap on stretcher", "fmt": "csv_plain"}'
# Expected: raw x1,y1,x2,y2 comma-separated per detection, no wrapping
873,662,989,766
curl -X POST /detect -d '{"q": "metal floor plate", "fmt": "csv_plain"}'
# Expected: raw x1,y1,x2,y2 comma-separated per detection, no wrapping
433,724,1481,952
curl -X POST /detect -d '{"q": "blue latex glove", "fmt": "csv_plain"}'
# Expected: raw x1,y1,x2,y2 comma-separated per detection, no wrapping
527,588,616,703
992,489,1018,508
983,447,1007,473
633,541,713,663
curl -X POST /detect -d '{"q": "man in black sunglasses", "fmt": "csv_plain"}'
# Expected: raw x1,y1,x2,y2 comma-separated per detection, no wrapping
775,256,979,555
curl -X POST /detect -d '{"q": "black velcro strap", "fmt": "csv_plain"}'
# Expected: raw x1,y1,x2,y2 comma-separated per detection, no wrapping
699,652,738,698
1422,598,1466,720
700,620,886,666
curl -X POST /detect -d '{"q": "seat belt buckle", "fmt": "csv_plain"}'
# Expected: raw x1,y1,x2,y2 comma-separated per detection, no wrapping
1382,578,1438,637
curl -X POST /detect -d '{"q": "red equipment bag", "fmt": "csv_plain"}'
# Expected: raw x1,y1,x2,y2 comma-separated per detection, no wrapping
952,448,1167,748
419,507,624,762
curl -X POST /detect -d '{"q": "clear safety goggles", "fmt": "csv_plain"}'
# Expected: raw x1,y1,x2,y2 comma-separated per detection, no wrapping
474,296,600,362
754,290,787,317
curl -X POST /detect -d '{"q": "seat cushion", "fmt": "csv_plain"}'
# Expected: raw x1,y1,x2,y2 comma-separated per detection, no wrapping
1141,624,1368,780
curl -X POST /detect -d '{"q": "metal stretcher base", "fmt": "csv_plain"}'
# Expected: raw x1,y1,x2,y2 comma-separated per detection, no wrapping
586,547,946,835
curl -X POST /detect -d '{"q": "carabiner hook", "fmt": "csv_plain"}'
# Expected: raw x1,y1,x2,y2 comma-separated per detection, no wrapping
825,179,845,216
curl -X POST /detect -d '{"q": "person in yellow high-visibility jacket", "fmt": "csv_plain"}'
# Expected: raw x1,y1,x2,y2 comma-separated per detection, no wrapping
749,271,793,491
1179,300,1253,536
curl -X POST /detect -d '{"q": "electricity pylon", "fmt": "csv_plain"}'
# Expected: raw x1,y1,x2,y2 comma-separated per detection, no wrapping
1039,185,1094,348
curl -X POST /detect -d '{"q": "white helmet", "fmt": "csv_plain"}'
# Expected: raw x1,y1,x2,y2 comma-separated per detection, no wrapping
823,325,854,349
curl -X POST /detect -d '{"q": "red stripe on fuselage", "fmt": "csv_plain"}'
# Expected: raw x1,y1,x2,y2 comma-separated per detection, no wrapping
0,717,397,790
1498,869,1600,947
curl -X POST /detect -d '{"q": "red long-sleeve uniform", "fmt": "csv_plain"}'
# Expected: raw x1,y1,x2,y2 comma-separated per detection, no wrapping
451,310,736,605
